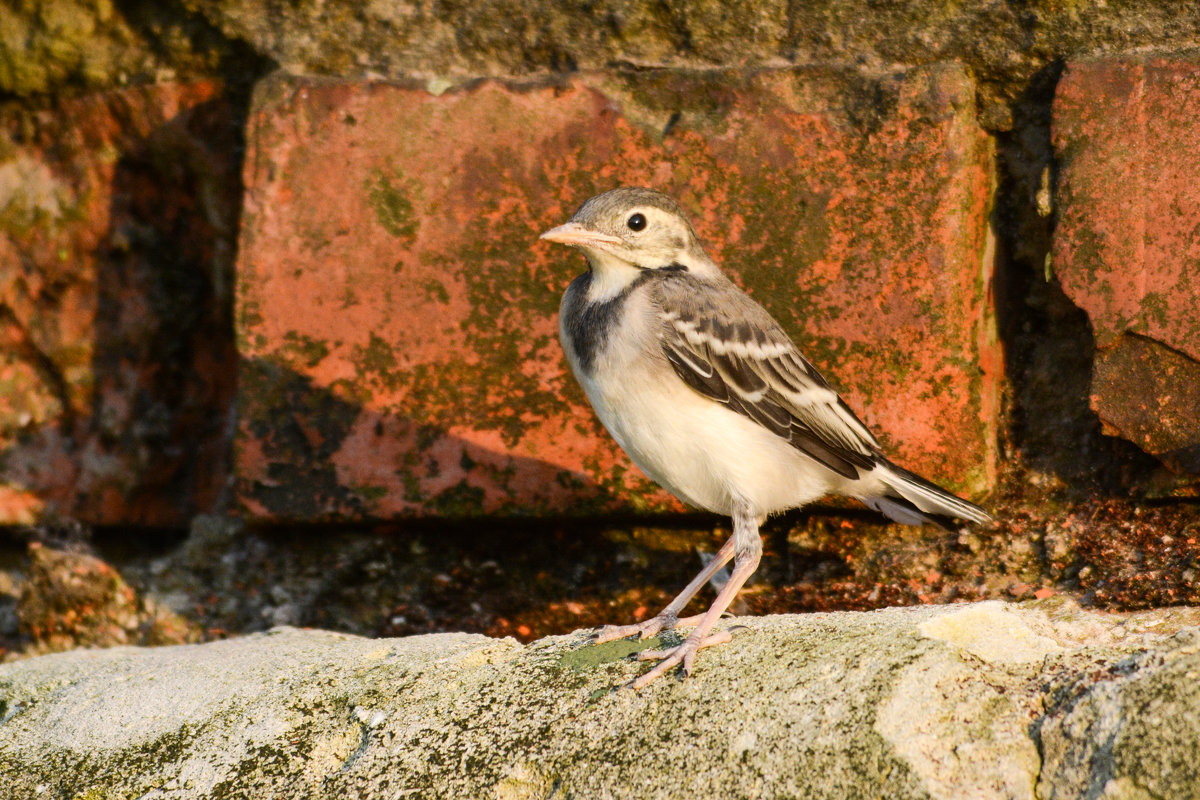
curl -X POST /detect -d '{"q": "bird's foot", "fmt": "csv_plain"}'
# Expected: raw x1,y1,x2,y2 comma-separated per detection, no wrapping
629,629,733,690
592,611,704,645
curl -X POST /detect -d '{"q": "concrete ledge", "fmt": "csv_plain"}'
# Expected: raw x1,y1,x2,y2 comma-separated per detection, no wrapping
1,600,1198,797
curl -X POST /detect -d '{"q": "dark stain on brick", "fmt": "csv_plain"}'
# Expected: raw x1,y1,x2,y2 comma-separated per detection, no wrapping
238,359,363,520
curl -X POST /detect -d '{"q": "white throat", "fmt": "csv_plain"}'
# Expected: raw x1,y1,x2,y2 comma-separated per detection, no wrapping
580,244,722,302
583,249,646,302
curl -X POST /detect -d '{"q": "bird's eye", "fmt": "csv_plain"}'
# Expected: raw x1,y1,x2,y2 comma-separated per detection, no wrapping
627,213,647,232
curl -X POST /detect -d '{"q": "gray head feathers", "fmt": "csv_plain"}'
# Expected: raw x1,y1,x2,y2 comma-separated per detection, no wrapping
542,187,717,275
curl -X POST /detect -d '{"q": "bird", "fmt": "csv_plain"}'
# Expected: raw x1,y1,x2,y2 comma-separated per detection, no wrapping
540,186,991,689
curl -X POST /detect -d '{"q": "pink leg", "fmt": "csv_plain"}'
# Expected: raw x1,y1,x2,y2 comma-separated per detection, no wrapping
630,501,762,689
592,535,736,645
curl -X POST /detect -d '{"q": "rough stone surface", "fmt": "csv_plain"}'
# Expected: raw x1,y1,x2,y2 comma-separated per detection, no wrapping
4,1,1200,132
1053,55,1200,472
183,0,1200,129
12,541,198,658
0,83,240,525
1,600,1199,798
0,0,246,97
235,66,998,521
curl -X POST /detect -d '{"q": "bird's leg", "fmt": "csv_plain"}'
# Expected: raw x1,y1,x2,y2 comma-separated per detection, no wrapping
630,501,762,690
592,535,736,645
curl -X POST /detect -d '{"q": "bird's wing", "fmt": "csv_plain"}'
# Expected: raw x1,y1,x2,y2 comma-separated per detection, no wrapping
652,275,882,479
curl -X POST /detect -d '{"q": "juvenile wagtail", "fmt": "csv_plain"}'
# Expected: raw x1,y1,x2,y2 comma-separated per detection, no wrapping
541,187,991,689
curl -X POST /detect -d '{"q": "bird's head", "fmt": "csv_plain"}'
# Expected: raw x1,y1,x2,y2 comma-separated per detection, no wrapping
541,188,719,286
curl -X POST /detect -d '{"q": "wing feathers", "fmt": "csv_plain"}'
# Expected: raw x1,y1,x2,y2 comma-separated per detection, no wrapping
654,275,881,479
663,341,728,403
710,350,769,398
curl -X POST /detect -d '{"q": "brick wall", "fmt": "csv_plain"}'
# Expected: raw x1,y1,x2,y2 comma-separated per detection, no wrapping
1,7,1197,524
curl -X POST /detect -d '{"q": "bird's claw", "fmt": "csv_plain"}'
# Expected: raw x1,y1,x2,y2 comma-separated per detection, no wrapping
629,629,733,690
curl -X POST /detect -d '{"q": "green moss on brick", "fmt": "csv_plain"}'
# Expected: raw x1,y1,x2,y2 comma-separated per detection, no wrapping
427,480,487,516
275,331,330,370
366,169,419,241
236,298,265,351
421,277,451,304
394,156,575,448
352,333,403,393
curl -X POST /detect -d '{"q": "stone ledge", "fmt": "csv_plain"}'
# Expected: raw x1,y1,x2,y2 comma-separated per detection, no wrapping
1,599,1197,797
183,1,1200,129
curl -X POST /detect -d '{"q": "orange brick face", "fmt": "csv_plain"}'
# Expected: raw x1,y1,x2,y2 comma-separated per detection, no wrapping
234,67,1000,521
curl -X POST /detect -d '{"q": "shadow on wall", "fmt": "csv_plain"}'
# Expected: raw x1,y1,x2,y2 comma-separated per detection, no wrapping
990,62,1162,494
0,86,249,526
235,357,622,522
92,92,241,520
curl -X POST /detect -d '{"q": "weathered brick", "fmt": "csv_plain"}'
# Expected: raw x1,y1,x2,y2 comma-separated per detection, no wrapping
0,83,239,525
1053,56,1200,470
1092,335,1200,473
235,65,998,521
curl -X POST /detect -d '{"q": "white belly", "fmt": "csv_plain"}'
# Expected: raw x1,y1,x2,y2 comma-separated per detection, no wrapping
562,293,839,517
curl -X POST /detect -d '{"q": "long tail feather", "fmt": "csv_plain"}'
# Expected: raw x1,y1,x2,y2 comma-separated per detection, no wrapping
867,462,992,526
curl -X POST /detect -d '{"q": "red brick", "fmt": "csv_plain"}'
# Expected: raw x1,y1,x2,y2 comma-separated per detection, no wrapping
235,66,999,521
0,83,239,524
1091,335,1200,473
1053,57,1200,469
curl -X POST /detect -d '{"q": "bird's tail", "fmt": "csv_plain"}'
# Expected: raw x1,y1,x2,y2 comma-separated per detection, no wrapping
861,461,992,528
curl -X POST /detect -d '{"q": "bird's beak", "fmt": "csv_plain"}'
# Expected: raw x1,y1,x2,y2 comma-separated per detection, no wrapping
539,222,622,248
